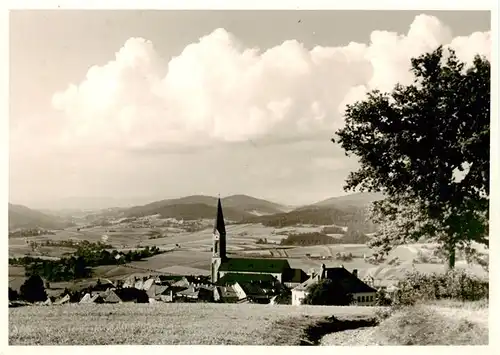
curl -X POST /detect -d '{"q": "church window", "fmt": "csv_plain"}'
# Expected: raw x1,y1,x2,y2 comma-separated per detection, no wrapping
214,242,218,254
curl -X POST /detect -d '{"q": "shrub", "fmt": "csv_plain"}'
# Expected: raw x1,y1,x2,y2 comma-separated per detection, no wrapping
303,279,353,306
20,275,47,303
393,270,488,306
9,287,19,301
375,288,393,306
273,289,292,305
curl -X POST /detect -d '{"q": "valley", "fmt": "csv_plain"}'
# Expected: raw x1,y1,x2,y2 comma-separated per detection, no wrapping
8,192,488,293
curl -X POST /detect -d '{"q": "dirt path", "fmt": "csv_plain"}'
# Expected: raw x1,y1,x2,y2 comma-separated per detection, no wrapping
320,327,379,346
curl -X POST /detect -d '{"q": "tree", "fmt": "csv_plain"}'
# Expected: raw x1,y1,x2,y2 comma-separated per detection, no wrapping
333,46,490,269
303,279,353,306
375,288,393,306
9,287,19,301
19,275,47,303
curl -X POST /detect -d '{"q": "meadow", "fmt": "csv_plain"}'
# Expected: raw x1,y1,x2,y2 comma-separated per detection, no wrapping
9,303,377,345
321,300,489,345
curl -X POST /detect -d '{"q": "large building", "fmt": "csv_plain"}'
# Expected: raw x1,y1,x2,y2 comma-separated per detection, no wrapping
291,264,377,306
210,198,307,286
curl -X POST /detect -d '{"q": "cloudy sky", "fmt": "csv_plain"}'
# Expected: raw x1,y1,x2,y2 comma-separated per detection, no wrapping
9,10,491,209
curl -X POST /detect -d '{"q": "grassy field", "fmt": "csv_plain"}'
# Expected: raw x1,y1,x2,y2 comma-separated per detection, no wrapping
9,303,377,345
321,301,488,345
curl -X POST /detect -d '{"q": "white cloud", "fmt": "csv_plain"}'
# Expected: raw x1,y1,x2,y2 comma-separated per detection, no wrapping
48,14,491,151
9,14,491,207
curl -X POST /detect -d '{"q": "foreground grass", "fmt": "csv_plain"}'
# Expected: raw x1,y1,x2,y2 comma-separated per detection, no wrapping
9,303,376,345
321,301,488,346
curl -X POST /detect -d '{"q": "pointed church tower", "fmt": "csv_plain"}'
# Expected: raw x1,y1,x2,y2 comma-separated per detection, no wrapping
211,197,227,283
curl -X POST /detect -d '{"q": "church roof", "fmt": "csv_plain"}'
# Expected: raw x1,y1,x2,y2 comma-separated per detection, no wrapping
218,258,290,273
216,273,278,285
214,198,226,235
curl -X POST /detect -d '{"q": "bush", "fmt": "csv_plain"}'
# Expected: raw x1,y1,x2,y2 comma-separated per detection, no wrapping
9,287,19,301
273,289,292,305
375,288,393,306
303,279,353,306
393,270,488,306
20,275,47,303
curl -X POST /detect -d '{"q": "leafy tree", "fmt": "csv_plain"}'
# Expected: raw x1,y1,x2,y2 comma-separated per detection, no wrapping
20,275,47,303
9,287,19,301
375,288,393,306
303,279,353,306
274,288,292,305
334,46,490,269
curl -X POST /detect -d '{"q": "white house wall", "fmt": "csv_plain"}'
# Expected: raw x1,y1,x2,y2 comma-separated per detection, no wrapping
232,283,248,300
352,292,376,306
291,289,307,306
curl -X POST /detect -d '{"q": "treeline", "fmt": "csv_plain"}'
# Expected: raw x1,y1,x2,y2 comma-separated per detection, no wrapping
280,232,335,246
9,242,165,282
241,206,377,233
9,228,56,238
280,229,370,246
321,225,345,234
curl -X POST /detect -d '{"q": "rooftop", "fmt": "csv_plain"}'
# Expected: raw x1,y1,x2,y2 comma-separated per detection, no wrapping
217,273,278,285
219,257,290,273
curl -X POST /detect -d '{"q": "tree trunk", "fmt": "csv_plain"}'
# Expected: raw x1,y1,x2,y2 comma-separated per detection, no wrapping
447,243,456,270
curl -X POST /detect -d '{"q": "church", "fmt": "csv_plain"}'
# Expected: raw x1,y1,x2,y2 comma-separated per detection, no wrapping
210,198,307,287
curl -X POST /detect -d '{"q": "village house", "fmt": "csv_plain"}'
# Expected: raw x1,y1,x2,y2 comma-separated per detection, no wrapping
213,284,243,303
291,264,377,306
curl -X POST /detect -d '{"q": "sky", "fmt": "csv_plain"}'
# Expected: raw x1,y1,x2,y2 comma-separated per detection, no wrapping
9,10,491,209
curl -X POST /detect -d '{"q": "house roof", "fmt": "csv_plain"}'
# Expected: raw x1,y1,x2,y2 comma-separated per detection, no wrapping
236,281,279,297
55,294,70,305
324,267,377,294
219,258,290,273
103,290,122,303
146,284,170,298
293,275,320,291
157,275,185,284
282,268,308,283
217,273,278,285
143,278,155,291
216,285,239,300
177,285,198,298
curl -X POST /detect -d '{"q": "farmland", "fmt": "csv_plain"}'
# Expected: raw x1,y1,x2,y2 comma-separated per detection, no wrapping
8,218,488,289
9,303,378,345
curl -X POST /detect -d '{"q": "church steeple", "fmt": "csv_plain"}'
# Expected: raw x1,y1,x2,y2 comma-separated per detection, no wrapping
211,197,227,283
213,197,226,260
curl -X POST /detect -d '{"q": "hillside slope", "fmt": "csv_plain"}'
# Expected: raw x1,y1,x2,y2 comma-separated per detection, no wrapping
8,204,74,231
241,205,377,233
311,192,384,209
124,194,287,220
125,202,253,221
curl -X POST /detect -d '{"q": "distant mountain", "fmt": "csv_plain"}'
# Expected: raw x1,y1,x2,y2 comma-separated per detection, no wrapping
310,192,384,210
8,203,75,231
28,196,159,211
240,205,377,234
220,194,288,215
123,194,288,220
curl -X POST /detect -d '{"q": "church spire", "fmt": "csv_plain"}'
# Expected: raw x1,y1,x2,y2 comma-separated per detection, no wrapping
211,197,227,283
214,197,226,236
